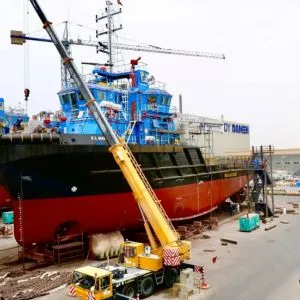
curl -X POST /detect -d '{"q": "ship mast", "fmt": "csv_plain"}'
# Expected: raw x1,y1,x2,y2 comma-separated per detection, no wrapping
61,21,72,88
96,0,123,72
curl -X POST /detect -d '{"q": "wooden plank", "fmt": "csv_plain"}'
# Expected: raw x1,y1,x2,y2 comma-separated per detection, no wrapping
220,238,238,245
280,221,290,224
265,225,277,231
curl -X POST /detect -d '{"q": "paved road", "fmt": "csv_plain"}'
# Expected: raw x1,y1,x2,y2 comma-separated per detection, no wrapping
40,196,300,300
204,205,300,300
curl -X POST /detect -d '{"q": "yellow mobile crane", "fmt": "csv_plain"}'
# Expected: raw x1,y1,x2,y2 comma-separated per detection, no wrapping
29,0,191,298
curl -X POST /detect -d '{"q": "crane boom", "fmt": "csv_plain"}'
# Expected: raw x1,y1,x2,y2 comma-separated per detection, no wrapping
11,33,225,60
105,42,225,59
28,0,187,253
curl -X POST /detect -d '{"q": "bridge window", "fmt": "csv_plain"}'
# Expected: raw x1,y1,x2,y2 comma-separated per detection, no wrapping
162,96,170,105
140,71,149,83
147,96,157,110
70,93,78,110
61,94,70,105
78,92,84,101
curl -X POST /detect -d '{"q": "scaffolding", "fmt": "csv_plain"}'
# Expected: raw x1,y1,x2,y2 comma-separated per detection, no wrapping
247,145,274,217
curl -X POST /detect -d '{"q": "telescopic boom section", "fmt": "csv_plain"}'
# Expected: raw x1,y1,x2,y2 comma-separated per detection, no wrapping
29,0,181,247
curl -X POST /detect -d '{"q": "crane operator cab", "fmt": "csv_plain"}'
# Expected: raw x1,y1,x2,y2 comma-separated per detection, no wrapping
71,266,112,299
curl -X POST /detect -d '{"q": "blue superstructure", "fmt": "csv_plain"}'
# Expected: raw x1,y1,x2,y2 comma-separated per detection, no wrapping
56,64,181,145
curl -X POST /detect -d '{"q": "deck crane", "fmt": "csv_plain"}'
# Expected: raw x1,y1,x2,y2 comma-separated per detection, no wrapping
29,0,191,297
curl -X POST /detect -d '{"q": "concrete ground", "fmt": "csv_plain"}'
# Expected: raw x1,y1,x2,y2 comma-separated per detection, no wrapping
35,195,300,300
1,195,300,299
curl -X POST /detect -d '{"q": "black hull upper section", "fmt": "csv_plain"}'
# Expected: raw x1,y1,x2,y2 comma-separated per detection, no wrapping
0,134,246,201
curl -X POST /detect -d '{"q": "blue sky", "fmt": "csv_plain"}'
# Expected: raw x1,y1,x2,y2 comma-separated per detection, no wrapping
1,0,300,148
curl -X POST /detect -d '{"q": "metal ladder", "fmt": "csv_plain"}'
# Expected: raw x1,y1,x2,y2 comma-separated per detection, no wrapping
122,142,179,237
121,93,129,121
125,120,137,143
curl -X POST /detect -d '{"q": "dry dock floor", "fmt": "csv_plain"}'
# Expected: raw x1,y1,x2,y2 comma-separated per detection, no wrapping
1,196,300,299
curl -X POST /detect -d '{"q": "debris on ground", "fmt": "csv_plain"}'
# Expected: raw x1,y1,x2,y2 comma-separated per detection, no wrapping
203,249,216,252
221,242,228,246
265,225,277,231
0,270,71,300
200,234,211,239
220,238,238,245
280,221,290,224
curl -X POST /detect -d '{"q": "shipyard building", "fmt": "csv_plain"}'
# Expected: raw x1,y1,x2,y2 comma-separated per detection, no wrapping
175,113,250,157
269,149,300,175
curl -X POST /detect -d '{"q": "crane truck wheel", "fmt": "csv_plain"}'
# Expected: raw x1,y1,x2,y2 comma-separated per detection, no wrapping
121,282,137,298
164,267,178,288
140,276,155,297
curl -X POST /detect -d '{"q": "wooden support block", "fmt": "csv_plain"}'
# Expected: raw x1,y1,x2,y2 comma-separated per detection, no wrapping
193,221,203,227
177,226,188,232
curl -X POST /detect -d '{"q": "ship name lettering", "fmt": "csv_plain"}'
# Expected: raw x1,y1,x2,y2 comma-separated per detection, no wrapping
91,136,105,141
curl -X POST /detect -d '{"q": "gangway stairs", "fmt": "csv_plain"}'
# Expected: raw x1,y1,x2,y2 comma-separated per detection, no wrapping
248,146,274,217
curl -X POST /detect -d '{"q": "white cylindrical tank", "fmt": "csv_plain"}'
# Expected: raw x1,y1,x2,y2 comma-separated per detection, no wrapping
91,231,124,259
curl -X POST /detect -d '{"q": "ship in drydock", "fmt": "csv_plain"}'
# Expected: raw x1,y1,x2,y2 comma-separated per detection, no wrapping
0,0,249,251
0,60,248,248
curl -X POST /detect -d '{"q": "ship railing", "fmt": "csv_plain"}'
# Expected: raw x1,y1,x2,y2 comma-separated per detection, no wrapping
214,156,252,169
149,80,166,90
140,104,175,115
128,135,179,146
180,138,198,147
112,61,148,73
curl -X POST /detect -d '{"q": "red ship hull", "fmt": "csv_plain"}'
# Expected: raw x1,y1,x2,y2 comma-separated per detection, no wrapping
13,176,247,246
0,185,12,210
